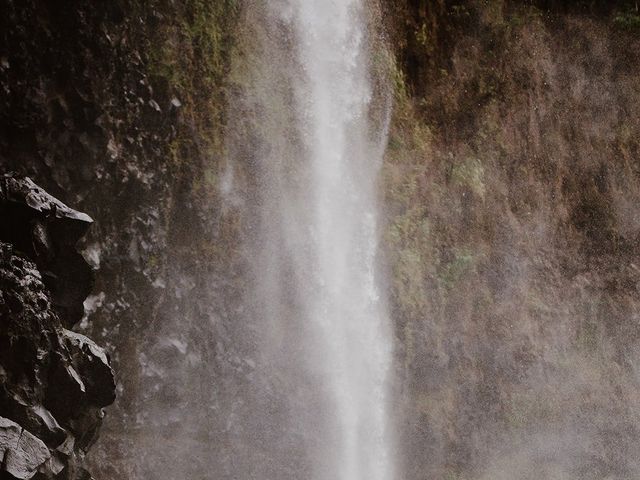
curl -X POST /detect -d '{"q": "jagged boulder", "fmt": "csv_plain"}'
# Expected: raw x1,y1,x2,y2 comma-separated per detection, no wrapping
0,175,94,327
0,417,51,479
59,330,116,408
0,175,114,480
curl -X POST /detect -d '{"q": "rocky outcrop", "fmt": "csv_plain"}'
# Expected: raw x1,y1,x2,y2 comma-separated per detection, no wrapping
0,175,114,479
1,2,240,475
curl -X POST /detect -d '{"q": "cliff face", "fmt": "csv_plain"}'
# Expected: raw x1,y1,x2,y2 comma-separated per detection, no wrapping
2,1,242,477
2,0,640,479
0,175,115,480
383,1,640,478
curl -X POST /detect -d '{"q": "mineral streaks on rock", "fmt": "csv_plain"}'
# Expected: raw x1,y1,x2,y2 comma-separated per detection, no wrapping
0,175,114,480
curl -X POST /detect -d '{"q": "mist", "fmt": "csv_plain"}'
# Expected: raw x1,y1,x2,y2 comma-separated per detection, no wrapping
2,1,640,480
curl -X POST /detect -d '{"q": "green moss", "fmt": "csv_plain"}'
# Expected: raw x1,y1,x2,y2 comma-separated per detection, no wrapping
451,158,486,199
438,249,476,289
387,134,405,152
482,0,506,26
146,255,159,269
415,22,430,48
445,473,465,480
394,248,428,314
506,5,543,28
144,0,240,204
203,167,218,188
505,400,529,428
149,0,239,92
450,4,472,19
389,52,409,103
613,10,640,30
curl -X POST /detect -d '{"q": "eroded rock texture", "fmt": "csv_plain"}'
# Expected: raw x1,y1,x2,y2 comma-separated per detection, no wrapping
0,175,114,480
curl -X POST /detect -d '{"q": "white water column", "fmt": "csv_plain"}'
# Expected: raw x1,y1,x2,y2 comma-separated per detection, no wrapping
251,0,395,478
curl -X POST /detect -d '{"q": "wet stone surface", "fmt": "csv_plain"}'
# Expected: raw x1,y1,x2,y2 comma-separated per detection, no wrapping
0,175,114,480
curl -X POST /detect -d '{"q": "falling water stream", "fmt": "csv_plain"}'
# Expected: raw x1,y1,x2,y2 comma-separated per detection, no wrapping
289,2,393,479
235,0,394,478
291,1,393,479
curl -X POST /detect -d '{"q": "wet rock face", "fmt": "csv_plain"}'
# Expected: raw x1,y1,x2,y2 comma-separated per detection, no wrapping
0,175,114,480
0,175,94,328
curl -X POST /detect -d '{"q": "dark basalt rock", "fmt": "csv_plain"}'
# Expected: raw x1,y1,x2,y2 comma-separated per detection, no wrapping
59,330,116,408
0,175,94,328
0,175,114,480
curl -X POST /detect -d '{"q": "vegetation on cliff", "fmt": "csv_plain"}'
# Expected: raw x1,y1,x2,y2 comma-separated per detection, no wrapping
2,1,240,477
383,1,640,477
2,0,640,479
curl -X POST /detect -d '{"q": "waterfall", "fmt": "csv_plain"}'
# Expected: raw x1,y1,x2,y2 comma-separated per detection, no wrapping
228,1,394,478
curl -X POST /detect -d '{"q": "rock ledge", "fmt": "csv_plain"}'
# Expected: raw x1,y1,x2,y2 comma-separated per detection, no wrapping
0,175,115,480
